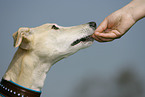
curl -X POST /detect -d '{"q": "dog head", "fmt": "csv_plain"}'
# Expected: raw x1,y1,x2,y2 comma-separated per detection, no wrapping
13,22,96,63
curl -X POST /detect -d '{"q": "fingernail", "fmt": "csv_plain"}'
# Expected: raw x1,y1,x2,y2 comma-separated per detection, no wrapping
95,32,99,35
91,34,96,38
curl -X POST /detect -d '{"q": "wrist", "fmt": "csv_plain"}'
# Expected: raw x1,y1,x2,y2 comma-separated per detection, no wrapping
125,0,145,21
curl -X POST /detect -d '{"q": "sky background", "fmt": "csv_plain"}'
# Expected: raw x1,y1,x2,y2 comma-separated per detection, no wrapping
0,0,145,97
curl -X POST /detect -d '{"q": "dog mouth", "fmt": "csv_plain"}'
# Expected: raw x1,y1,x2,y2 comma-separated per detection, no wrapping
71,35,94,46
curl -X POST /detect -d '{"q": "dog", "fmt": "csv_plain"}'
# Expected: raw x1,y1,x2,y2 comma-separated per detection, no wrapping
0,22,96,97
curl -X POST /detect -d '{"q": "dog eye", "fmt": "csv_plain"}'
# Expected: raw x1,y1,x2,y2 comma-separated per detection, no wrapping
51,25,59,30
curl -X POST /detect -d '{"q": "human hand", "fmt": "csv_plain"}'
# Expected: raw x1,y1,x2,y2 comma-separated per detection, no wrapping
92,8,136,42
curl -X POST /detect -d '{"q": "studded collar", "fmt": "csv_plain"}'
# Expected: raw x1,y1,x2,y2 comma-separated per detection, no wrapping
0,79,41,97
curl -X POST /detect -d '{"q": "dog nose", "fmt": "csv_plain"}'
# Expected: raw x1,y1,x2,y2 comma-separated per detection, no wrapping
89,22,96,28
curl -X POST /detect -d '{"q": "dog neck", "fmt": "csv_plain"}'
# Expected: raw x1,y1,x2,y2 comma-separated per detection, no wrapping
3,48,52,91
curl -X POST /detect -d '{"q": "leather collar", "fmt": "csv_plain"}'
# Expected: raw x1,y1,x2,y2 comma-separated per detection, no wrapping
0,79,41,97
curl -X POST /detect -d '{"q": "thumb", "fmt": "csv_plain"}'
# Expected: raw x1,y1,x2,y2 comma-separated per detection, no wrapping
95,18,108,33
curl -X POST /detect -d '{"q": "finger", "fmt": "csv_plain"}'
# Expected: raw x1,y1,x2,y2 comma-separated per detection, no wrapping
92,34,114,42
95,18,108,33
95,30,122,39
92,34,103,42
98,37,114,42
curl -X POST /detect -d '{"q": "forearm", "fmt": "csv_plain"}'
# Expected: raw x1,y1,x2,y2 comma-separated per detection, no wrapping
124,0,145,21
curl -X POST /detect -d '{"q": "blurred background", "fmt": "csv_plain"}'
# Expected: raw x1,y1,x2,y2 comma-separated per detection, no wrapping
0,0,145,97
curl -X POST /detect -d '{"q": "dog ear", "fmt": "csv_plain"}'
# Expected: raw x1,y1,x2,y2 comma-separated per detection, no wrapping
13,27,33,50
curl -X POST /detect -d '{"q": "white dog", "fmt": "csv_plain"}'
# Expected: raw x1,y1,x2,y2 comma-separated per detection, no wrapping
0,22,96,97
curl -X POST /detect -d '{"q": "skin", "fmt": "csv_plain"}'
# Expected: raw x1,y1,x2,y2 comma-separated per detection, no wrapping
92,0,145,42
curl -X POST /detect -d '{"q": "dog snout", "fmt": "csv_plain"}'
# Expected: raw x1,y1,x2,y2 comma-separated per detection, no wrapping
88,22,96,29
